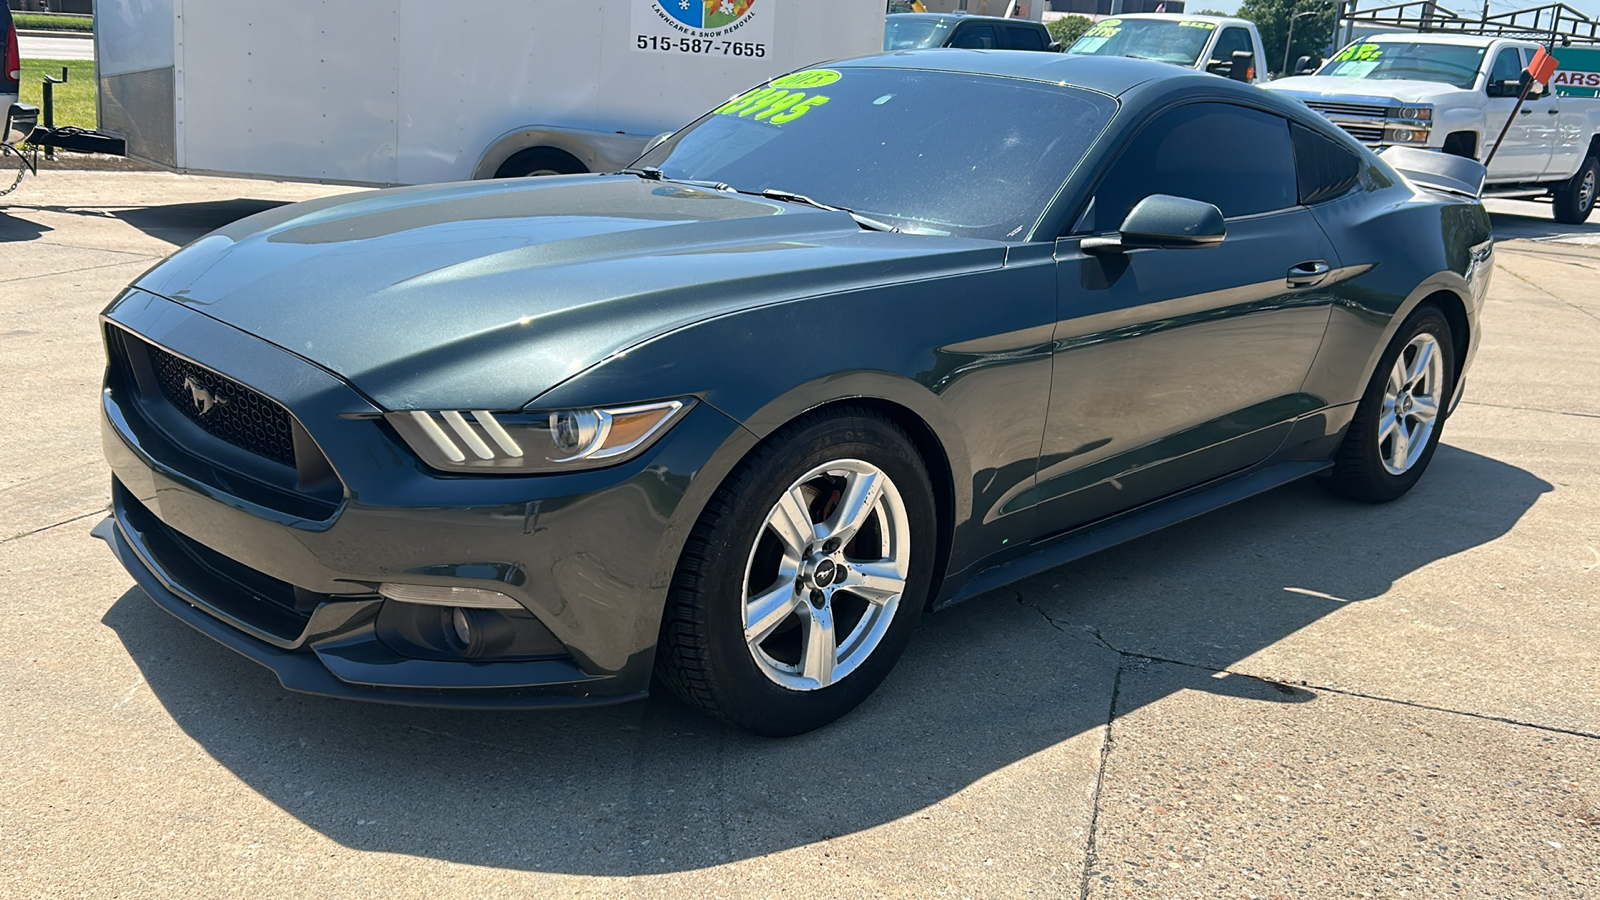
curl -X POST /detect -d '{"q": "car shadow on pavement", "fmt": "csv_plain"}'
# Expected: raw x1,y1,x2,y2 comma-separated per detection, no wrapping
0,198,291,246
100,444,1550,875
0,211,52,242
1487,210,1600,243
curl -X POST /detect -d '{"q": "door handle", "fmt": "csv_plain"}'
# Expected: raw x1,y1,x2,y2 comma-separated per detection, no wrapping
1287,260,1331,288
1519,108,1532,115
1548,108,1559,114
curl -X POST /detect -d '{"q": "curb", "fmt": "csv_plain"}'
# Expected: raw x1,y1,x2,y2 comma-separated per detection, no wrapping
15,29,94,39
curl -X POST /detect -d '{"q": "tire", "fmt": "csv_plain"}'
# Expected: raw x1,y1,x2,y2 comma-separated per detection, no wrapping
493,147,587,178
1552,156,1598,225
1320,304,1455,504
655,407,938,736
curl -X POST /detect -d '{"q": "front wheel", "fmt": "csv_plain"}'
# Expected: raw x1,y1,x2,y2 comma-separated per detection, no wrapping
1552,156,1597,225
1320,304,1455,503
655,408,938,736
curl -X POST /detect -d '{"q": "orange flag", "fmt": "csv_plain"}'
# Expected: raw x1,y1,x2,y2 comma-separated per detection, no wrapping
1528,46,1559,85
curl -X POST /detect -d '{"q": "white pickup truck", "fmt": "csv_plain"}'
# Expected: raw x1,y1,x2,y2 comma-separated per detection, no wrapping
1065,14,1269,84
1263,33,1600,223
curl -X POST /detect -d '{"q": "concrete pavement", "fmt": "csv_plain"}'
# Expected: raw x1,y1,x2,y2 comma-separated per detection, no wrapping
1,171,1597,897
18,31,95,62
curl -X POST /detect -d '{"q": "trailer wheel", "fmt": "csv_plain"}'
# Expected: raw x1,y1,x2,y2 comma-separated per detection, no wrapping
495,148,588,178
1552,156,1597,225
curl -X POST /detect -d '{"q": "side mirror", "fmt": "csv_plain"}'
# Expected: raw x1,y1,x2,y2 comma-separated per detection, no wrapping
1048,40,1063,52
1294,55,1315,75
1487,79,1520,97
1230,49,1255,82
1081,194,1226,254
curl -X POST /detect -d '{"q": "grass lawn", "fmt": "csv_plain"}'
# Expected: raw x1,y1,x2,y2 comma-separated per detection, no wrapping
14,13,94,31
19,59,96,130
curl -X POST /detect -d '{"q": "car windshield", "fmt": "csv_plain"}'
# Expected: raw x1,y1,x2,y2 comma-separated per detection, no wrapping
634,68,1117,240
1315,41,1487,88
1067,18,1215,67
883,17,955,50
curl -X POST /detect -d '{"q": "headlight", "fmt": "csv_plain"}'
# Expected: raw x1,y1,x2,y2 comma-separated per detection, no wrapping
388,399,694,474
1393,106,1432,121
1384,126,1430,144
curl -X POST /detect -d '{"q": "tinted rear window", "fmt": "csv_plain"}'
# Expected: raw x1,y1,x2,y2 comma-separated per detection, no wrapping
638,69,1118,240
1008,25,1048,51
1291,123,1362,205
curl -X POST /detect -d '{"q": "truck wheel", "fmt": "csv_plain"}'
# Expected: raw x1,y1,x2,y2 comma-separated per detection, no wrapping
494,148,587,178
1552,156,1597,225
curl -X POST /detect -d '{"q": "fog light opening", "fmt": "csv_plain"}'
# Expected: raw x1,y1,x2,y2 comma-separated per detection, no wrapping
446,606,488,658
452,607,474,647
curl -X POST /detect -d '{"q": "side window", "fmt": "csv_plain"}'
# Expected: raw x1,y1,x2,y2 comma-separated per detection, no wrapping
1290,122,1363,205
1007,25,1047,52
1487,47,1521,91
950,24,998,49
1089,102,1298,229
1207,28,1254,78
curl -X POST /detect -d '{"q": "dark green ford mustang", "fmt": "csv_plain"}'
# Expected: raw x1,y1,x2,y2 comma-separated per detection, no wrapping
96,51,1492,735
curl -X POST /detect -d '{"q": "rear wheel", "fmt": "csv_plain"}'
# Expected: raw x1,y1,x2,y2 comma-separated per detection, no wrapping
493,147,587,178
1320,304,1455,503
1552,156,1597,225
655,409,937,736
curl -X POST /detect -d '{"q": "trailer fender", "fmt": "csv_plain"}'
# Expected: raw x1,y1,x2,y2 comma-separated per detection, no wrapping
472,126,655,180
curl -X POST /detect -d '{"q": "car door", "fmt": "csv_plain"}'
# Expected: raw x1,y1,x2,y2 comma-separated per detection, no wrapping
948,23,999,49
1032,102,1338,534
1522,47,1576,178
1005,23,1048,52
1205,26,1256,81
1483,46,1553,180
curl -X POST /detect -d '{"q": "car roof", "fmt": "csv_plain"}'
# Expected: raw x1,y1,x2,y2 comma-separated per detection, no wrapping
885,12,1041,25
1107,13,1254,27
837,49,1223,98
1360,31,1528,47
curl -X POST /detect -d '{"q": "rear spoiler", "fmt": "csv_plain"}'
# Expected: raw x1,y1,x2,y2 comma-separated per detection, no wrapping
1377,145,1486,199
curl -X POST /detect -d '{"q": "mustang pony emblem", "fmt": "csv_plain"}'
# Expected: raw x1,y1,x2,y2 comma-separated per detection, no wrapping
181,375,229,417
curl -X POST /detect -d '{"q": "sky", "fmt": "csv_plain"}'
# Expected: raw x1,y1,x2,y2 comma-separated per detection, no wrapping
1193,0,1600,21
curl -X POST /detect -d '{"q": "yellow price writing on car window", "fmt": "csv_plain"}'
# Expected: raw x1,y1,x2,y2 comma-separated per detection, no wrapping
1179,20,1217,28
1085,19,1121,37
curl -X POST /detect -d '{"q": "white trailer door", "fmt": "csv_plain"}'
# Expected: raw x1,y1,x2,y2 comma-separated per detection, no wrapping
180,0,402,184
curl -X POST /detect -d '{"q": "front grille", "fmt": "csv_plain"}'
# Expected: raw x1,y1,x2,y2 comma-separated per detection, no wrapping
143,341,297,468
1304,101,1388,118
1333,123,1385,144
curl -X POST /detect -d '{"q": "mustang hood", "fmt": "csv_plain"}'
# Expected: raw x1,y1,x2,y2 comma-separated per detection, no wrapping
133,176,1001,411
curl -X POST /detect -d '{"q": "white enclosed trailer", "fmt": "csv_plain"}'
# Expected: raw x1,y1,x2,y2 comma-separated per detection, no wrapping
91,0,884,185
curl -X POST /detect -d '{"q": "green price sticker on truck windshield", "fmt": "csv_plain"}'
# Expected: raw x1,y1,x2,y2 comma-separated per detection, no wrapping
1333,43,1383,62
715,70,839,124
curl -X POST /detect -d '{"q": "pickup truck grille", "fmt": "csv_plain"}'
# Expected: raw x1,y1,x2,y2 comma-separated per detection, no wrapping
1304,100,1388,119
1333,123,1386,144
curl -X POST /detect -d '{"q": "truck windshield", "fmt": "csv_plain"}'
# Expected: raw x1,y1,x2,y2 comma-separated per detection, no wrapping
1067,19,1215,67
1315,41,1488,89
883,17,955,50
635,68,1117,240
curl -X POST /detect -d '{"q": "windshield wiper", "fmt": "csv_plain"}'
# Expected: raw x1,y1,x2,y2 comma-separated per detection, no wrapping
756,188,900,233
619,167,733,191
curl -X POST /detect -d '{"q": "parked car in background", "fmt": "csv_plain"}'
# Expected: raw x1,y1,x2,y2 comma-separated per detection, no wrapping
884,13,1060,51
1064,14,1267,83
1264,33,1600,223
97,53,1491,737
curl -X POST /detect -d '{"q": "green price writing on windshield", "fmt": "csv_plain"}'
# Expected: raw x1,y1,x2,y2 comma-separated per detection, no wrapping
1334,43,1383,62
715,70,839,124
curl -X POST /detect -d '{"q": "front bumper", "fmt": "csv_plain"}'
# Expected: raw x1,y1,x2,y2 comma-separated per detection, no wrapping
97,289,753,707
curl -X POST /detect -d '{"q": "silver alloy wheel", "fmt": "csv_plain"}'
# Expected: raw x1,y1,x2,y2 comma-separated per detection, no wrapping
1379,332,1445,475
1581,168,1597,213
741,459,912,691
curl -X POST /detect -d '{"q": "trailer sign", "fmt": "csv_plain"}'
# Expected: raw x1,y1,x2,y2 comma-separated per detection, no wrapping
633,0,776,56
1551,47,1600,98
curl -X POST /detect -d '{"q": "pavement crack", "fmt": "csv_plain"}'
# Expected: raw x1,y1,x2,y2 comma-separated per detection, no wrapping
1460,400,1600,420
1079,655,1122,900
0,258,159,286
2,507,110,544
1496,264,1600,327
